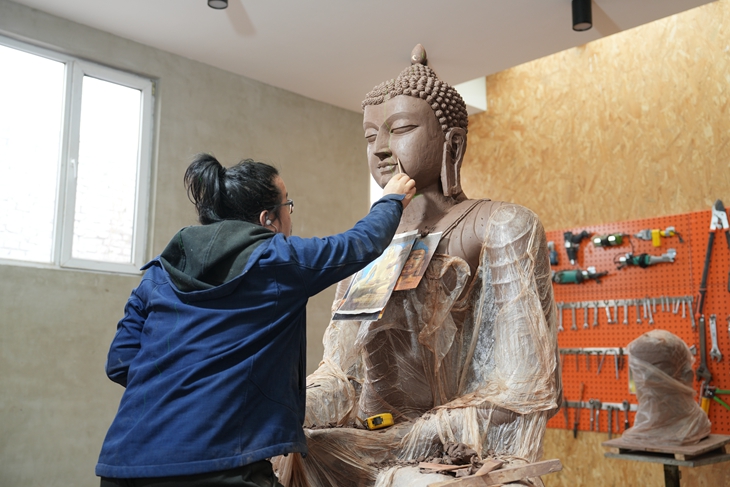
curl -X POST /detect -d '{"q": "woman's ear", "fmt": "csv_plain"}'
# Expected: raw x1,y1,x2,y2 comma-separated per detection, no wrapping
259,210,270,227
440,127,467,197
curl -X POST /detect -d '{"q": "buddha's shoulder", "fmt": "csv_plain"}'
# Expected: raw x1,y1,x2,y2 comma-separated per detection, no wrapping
464,199,543,229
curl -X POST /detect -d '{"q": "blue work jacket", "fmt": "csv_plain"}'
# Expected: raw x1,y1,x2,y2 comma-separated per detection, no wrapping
96,195,403,478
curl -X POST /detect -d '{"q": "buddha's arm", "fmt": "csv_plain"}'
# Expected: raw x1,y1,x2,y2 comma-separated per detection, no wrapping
396,204,561,461
304,277,364,427
477,203,561,414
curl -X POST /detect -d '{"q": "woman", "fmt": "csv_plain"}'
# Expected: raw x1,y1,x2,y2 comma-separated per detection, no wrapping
96,153,415,487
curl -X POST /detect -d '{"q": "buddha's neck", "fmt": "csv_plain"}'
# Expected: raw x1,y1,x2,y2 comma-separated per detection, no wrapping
398,186,466,233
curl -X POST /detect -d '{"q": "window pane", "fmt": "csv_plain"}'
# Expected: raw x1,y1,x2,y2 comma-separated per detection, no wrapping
72,76,141,264
0,45,64,263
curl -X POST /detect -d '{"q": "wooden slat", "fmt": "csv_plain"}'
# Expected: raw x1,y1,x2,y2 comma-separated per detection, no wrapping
419,463,468,473
427,459,562,487
602,434,730,459
473,460,503,477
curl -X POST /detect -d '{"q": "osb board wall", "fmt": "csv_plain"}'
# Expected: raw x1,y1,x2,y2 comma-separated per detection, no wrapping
542,429,729,487
461,0,730,232
460,2,730,485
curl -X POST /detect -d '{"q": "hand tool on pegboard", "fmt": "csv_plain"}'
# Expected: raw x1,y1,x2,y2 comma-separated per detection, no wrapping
592,233,628,248
634,226,684,247
548,241,559,266
615,248,677,269
709,314,722,362
694,200,729,383
607,405,614,439
696,315,712,383
700,384,730,414
573,382,584,438
695,200,730,315
563,230,591,265
594,400,602,432
552,267,609,284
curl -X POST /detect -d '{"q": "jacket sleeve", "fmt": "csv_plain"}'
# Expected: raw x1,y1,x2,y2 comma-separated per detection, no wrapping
105,287,148,387
284,194,404,297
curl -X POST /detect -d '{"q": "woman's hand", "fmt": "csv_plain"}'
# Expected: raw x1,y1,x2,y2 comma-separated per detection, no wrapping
383,173,417,209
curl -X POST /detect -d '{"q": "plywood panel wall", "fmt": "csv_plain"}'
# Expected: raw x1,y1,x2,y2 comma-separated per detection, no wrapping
461,0,730,231
460,2,730,485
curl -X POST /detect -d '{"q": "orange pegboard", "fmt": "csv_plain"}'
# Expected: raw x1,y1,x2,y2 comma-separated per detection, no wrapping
545,207,730,435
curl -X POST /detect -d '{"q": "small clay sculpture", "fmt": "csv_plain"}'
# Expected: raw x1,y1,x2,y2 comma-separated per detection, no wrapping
624,329,711,445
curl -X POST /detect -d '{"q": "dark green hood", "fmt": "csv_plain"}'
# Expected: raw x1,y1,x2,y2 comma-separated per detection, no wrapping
160,220,273,292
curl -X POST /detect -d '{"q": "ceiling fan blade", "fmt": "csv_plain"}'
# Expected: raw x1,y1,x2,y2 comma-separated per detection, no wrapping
592,2,621,37
226,0,256,37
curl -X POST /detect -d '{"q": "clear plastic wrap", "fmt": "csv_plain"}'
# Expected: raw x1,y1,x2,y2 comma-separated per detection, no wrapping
622,329,711,445
275,204,561,486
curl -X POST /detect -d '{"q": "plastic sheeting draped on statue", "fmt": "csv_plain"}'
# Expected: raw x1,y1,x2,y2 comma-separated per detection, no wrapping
623,329,710,445
275,203,561,487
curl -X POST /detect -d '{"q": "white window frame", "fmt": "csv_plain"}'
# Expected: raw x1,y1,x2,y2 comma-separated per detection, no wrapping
0,35,154,275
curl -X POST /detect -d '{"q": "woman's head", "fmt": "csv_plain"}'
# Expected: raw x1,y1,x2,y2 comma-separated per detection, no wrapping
184,154,291,235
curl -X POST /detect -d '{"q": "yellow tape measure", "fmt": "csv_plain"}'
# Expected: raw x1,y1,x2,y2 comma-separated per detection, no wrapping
362,413,394,430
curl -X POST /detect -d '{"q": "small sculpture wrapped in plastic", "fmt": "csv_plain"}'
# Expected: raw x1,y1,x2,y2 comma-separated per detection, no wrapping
275,204,561,486
623,329,710,445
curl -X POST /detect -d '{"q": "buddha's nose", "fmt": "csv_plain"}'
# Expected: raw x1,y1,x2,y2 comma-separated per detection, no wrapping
374,133,392,161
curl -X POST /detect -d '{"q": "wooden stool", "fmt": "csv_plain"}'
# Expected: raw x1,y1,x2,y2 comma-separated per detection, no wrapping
602,434,730,487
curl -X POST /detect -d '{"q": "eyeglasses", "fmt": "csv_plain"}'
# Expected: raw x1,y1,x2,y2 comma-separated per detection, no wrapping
271,199,294,214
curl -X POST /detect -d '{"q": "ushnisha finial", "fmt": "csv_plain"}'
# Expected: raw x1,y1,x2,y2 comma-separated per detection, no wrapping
362,44,468,135
410,44,427,66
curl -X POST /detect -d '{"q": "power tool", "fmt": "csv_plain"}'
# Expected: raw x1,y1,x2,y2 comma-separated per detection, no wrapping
552,266,608,284
592,233,626,247
634,226,683,247
563,230,591,265
616,249,676,269
547,241,558,266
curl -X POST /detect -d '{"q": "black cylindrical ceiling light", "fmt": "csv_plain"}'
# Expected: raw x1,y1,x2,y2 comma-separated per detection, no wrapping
208,0,228,9
572,0,592,31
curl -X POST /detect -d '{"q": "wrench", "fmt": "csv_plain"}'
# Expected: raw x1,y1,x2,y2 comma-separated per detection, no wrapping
695,315,712,382
593,302,599,327
596,351,606,375
622,400,630,430
588,399,595,431
623,303,628,325
607,406,613,439
604,301,612,323
647,298,654,325
571,305,577,331
557,302,564,332
635,301,642,324
583,306,589,329
709,314,722,361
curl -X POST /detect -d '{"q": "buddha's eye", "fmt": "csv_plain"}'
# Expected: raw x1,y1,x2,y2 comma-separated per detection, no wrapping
364,131,377,143
391,124,417,135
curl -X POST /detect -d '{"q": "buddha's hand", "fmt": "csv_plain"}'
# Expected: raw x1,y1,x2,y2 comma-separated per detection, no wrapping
383,173,416,209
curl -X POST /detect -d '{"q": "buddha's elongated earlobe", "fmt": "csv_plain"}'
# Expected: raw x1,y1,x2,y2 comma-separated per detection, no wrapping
440,128,467,197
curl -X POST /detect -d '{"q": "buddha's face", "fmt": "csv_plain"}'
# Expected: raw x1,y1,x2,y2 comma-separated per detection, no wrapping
363,95,444,190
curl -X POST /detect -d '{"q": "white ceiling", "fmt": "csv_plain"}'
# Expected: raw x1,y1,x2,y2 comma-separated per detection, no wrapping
10,0,713,112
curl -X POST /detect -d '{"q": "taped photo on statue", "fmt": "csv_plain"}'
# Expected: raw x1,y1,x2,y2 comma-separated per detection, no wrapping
333,230,418,320
394,232,442,291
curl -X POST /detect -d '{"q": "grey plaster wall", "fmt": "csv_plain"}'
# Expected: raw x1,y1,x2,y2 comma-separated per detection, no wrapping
0,1,368,485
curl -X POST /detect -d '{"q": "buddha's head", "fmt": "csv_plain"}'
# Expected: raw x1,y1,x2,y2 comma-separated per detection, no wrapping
362,45,469,198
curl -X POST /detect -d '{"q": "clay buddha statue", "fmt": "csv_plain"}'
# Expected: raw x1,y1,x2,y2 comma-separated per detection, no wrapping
276,45,561,487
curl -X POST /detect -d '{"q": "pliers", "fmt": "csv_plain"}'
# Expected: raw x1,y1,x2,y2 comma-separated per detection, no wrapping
710,201,730,292
696,200,730,319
